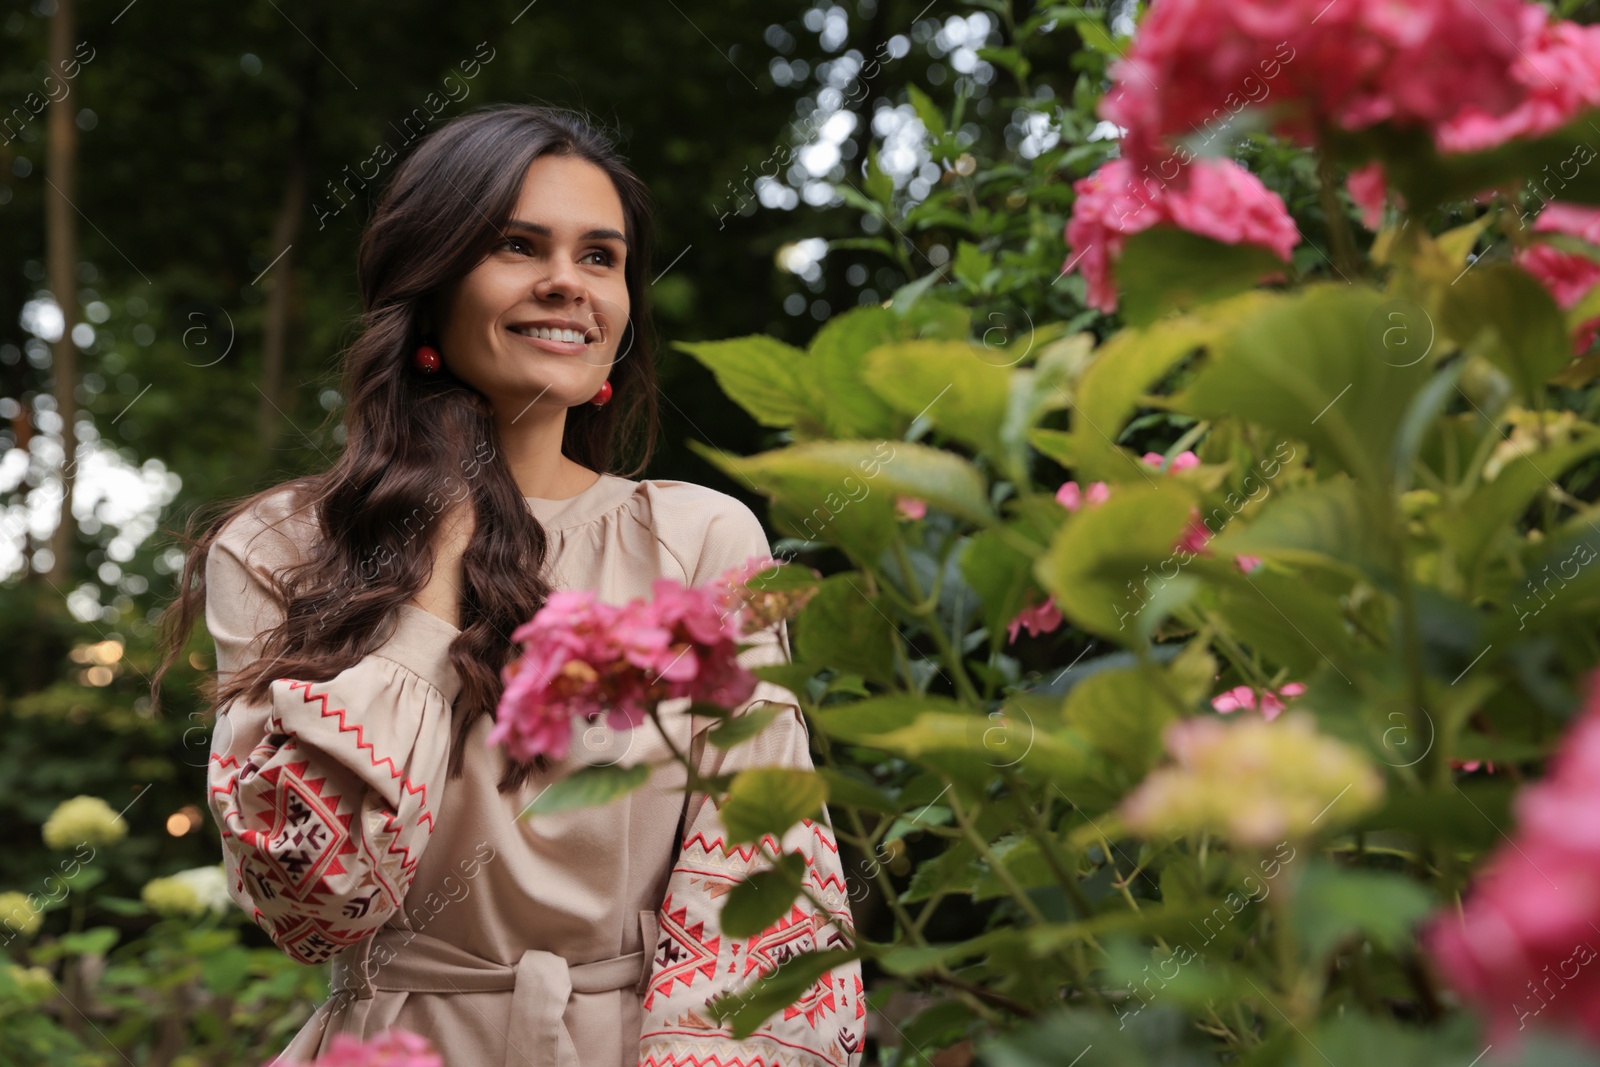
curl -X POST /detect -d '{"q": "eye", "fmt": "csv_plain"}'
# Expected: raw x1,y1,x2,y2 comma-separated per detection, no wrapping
582,248,617,267
498,235,533,255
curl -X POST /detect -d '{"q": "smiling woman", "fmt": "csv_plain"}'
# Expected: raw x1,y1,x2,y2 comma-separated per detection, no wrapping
152,103,864,1067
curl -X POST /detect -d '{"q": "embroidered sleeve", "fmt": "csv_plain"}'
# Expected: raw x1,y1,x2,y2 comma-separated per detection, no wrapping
202,510,459,966
639,509,866,1067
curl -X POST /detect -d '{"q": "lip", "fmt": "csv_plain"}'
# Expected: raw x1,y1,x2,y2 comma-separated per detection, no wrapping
505,319,603,355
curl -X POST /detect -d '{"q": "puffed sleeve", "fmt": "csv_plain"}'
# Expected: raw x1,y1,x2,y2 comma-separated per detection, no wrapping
638,501,867,1067
203,498,462,966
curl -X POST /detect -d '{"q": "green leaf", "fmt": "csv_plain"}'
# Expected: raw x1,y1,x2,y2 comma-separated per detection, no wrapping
1061,666,1180,777
810,693,968,742
806,305,910,438
1037,480,1197,640
1291,859,1433,965
1441,264,1572,398
1118,226,1292,329
1173,283,1431,488
714,948,861,1038
905,83,947,142
1437,429,1600,587
952,240,996,293
719,768,828,845
793,574,899,687
688,438,998,562
865,140,894,207
861,340,1018,480
721,852,808,938
706,703,783,750
1210,474,1391,583
521,762,651,818
673,336,816,431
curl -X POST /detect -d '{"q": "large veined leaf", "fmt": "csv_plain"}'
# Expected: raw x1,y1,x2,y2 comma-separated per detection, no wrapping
793,574,899,687
520,762,651,817
1434,429,1600,591
1036,480,1198,640
673,336,818,432
807,304,913,439
687,438,998,562
860,339,1015,473
1210,474,1394,586
1117,226,1294,328
1440,264,1572,399
718,767,828,845
1172,283,1431,489
720,851,808,938
1069,291,1271,483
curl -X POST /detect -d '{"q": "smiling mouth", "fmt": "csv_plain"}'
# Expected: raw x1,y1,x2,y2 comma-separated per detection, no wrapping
508,324,603,345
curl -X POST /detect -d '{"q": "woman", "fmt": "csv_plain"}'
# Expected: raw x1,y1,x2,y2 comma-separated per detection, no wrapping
153,104,865,1067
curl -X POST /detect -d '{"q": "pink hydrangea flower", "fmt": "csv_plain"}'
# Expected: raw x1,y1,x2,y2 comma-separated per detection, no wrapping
292,1028,442,1067
1056,480,1111,511
490,573,762,762
1345,161,1393,230
1421,668,1600,1049
1063,156,1299,314
1142,450,1200,473
1006,593,1064,645
1516,202,1600,354
1436,7,1600,153
894,495,927,521
1211,681,1306,722
1098,0,1528,173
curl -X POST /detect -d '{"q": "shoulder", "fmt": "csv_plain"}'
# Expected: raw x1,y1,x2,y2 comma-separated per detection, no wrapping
210,482,320,574
637,479,771,587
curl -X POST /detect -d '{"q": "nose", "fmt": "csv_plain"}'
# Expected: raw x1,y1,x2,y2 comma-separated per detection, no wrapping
532,251,585,305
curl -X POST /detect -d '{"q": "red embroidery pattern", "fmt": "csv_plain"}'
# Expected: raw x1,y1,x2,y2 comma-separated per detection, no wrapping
206,672,439,965
637,814,865,1067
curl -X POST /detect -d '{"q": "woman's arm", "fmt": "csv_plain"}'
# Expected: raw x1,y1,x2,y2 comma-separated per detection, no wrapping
203,501,461,965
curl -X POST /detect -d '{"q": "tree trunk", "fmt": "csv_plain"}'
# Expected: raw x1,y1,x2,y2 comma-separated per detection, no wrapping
45,0,79,588
256,155,307,449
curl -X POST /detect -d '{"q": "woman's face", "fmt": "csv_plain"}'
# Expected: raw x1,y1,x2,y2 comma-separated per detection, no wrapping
436,154,631,415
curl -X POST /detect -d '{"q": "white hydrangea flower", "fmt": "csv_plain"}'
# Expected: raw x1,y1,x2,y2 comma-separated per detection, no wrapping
41,795,128,850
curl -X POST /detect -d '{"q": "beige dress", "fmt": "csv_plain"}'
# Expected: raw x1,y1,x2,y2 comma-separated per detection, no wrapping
204,474,866,1067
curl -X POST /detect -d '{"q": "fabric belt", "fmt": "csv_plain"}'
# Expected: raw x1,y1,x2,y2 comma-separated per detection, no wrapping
329,910,661,1067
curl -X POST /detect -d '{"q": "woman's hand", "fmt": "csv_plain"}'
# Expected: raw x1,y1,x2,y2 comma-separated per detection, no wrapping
405,499,475,630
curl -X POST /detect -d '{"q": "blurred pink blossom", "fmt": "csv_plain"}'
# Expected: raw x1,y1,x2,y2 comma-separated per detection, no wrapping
895,495,927,521
1517,202,1600,354
1436,7,1600,152
1422,668,1600,1048
287,1028,442,1067
1211,681,1307,722
1063,157,1299,314
1098,0,1528,172
1056,480,1111,511
1006,593,1064,645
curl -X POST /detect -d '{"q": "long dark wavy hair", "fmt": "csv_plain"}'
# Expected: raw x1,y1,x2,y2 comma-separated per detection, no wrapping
150,103,661,793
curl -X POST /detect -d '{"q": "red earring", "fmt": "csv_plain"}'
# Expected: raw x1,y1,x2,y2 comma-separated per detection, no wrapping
414,344,442,374
590,379,613,406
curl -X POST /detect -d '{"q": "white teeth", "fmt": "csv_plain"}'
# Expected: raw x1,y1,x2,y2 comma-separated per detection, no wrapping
513,325,593,344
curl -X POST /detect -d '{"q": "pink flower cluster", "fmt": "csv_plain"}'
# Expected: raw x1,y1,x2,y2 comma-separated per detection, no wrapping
1066,0,1600,311
488,562,781,762
1421,669,1600,1047
277,1028,442,1067
1140,452,1264,574
1211,681,1306,722
1100,0,1527,168
1517,202,1600,354
1064,157,1300,314
1436,7,1600,153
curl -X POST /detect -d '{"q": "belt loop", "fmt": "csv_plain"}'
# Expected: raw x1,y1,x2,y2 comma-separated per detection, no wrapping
635,909,660,997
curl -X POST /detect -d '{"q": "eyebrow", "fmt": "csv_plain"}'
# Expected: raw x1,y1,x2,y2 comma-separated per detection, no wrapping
503,219,629,247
